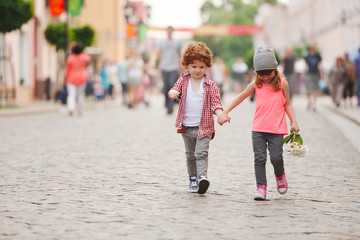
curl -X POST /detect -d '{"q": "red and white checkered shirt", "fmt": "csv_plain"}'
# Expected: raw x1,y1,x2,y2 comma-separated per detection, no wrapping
169,72,223,139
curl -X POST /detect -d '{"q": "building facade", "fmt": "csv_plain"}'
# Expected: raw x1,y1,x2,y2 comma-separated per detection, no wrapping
74,0,126,70
1,0,140,104
1,0,59,103
254,0,360,70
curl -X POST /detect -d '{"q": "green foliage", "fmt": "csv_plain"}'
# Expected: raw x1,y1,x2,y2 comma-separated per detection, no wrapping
45,23,95,51
0,0,33,33
44,22,67,51
293,45,308,59
243,49,255,69
282,131,303,145
252,0,278,5
274,50,281,65
196,0,258,70
71,25,95,47
0,104,20,109
200,0,258,25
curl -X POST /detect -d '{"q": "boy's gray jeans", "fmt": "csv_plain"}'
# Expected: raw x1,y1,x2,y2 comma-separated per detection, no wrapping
182,127,211,178
252,131,284,187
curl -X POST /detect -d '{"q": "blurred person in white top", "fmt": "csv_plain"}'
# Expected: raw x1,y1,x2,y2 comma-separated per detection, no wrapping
232,57,248,93
127,52,145,108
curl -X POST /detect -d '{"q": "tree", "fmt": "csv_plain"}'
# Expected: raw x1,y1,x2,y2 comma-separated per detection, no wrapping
44,23,95,51
44,22,67,51
195,0,258,70
0,0,33,106
0,0,33,34
70,25,95,47
44,22,95,91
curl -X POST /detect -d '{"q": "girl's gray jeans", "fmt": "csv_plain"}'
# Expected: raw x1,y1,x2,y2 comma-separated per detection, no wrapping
182,127,211,178
252,131,284,187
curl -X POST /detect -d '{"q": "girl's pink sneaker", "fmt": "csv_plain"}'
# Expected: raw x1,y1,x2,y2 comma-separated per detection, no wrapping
254,185,267,200
275,172,288,194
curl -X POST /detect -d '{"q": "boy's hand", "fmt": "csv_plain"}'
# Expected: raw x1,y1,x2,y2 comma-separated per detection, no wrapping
168,90,180,100
218,112,231,125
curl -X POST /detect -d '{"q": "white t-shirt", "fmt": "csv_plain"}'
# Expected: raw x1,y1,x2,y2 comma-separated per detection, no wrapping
128,58,144,79
183,78,204,127
232,62,248,74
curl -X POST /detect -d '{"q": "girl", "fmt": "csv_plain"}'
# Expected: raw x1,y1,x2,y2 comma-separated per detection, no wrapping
218,47,300,200
168,42,223,194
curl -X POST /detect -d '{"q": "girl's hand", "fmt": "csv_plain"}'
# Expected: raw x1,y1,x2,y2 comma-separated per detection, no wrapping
290,122,300,133
218,112,231,125
168,89,180,100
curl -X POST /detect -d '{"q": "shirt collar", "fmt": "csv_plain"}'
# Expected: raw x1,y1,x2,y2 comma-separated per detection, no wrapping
182,72,211,85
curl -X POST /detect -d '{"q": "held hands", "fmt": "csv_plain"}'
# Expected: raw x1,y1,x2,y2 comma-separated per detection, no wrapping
168,90,180,101
217,112,231,126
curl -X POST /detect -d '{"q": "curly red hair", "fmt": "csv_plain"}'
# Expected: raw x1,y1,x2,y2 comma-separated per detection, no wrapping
181,42,213,68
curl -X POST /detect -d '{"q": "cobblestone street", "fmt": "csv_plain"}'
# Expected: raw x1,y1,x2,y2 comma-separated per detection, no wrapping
1,94,360,239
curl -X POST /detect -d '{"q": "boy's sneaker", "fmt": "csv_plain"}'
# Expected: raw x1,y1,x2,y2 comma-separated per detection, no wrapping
254,185,267,200
275,172,288,195
188,176,198,193
197,176,210,194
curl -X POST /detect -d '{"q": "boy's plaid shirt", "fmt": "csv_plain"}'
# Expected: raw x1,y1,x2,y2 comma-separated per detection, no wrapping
169,72,223,139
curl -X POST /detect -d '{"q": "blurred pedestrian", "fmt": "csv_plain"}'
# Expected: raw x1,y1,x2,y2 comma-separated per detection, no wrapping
210,57,227,100
355,48,360,107
329,57,347,107
85,65,94,99
99,61,110,98
157,26,182,114
107,61,119,100
138,72,151,107
93,75,104,101
281,48,296,100
168,42,223,194
232,57,248,93
304,46,323,111
127,51,145,108
218,47,300,201
117,57,128,105
343,52,356,107
65,43,91,116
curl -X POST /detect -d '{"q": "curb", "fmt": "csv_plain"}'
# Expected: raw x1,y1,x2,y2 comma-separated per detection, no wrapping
326,106,360,126
0,107,60,117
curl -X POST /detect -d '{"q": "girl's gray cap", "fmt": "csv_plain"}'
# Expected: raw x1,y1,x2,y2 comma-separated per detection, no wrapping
253,47,278,71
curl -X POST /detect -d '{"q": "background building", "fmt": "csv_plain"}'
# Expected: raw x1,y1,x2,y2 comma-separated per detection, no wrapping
254,0,360,70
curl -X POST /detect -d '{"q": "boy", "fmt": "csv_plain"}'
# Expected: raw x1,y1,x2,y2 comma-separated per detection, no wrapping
168,42,223,194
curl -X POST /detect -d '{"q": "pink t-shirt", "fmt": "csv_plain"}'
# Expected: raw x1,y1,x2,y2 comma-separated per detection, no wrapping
252,78,288,135
65,53,91,86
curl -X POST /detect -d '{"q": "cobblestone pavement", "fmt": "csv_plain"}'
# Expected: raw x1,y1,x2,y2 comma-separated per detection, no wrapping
1,94,359,240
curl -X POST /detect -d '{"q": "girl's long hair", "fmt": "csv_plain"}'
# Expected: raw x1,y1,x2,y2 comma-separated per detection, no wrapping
254,70,282,91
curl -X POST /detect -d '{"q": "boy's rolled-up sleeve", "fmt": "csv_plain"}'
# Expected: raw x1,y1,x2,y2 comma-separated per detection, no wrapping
210,83,223,113
168,76,183,98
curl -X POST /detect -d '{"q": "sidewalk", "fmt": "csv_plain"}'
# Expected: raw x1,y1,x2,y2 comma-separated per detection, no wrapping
321,98,360,126
1,95,359,125
0,101,61,117
0,99,123,117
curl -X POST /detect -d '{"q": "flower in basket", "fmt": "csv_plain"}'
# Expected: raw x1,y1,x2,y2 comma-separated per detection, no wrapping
282,131,308,157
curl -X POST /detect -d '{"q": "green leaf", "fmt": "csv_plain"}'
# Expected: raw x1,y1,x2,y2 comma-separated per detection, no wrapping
297,134,303,145
282,132,294,145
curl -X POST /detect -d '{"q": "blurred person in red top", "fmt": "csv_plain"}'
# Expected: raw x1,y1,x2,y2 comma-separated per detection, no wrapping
65,43,91,116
